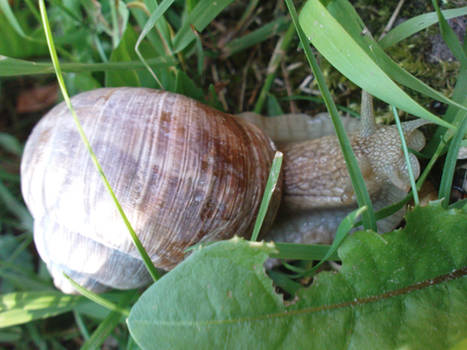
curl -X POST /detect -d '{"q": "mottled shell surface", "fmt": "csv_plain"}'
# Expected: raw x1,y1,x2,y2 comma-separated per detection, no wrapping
21,87,278,293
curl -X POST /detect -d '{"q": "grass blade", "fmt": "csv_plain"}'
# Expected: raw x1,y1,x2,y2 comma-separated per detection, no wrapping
173,0,235,52
63,274,130,317
0,291,84,327
299,206,367,278
0,55,175,77
223,17,290,58
298,0,461,127
285,0,377,231
431,0,467,65
254,23,295,114
379,7,467,49
271,243,338,261
135,0,176,88
439,116,467,207
250,152,283,241
392,106,420,205
81,291,136,350
0,180,33,231
0,0,37,41
38,0,160,282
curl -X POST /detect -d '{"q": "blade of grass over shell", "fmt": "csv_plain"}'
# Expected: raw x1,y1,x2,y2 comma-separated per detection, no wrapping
392,106,419,205
251,152,283,241
173,0,235,52
379,7,467,49
431,0,467,65
38,0,160,282
0,55,175,77
439,117,467,207
63,274,130,317
299,0,462,127
135,0,176,88
285,0,376,231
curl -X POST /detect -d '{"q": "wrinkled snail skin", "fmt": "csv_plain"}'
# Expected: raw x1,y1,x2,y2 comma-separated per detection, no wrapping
239,114,428,245
21,87,427,293
21,87,279,293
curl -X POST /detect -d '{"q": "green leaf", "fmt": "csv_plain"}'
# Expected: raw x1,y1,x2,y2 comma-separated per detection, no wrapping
298,0,463,128
0,291,84,327
128,203,467,349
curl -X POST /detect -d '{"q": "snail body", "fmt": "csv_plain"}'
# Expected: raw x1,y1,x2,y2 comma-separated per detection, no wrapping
21,87,427,293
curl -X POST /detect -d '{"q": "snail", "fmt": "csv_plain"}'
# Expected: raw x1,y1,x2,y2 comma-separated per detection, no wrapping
21,87,428,293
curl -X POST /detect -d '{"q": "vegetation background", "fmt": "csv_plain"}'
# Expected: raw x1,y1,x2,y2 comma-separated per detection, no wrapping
0,0,466,349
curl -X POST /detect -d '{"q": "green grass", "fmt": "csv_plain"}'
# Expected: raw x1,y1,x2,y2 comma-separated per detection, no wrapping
0,0,466,348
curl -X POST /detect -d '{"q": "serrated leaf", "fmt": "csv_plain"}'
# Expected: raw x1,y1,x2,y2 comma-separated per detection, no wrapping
128,203,467,349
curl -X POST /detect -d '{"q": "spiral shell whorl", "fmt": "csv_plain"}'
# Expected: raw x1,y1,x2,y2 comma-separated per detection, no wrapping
21,87,278,292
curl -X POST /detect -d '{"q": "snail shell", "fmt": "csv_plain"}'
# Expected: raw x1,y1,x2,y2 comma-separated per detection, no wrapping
21,87,428,293
21,87,279,293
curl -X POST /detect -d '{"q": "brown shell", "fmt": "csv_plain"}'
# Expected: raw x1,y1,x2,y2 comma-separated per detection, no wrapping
21,87,279,293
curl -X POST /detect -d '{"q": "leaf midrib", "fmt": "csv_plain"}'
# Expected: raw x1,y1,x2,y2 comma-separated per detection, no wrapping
132,266,467,327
